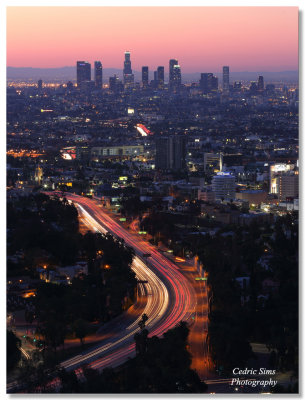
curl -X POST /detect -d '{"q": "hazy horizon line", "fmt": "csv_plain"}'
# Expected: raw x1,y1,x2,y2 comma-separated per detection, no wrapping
7,66,299,73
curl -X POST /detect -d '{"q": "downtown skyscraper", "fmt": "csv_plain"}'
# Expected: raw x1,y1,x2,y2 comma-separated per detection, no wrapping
223,66,230,94
76,61,91,86
94,61,103,89
142,66,149,87
157,66,164,89
123,51,134,89
169,59,178,91
169,59,181,92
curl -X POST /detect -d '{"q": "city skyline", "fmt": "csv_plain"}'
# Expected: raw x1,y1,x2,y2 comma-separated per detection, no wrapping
7,6,298,72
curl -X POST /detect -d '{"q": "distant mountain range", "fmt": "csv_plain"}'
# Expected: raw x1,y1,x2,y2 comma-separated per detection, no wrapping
7,66,298,83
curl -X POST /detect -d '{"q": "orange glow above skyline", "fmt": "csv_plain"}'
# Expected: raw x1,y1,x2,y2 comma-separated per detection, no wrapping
7,6,298,72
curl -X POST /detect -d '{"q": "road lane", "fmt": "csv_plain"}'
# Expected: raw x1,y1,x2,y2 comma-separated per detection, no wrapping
55,193,197,372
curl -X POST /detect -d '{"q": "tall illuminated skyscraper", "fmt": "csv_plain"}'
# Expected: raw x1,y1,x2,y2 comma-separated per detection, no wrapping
169,59,178,90
142,66,149,87
76,61,91,86
172,64,181,92
123,51,134,89
223,66,230,94
123,51,132,74
94,61,103,89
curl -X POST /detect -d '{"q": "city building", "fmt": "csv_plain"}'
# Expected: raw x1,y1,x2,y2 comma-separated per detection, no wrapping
258,75,264,91
94,61,103,89
269,163,295,193
200,73,218,94
223,65,230,94
198,187,216,202
37,79,43,91
157,66,164,89
222,153,243,167
155,136,187,170
274,174,299,201
76,61,91,87
212,172,236,201
204,152,223,172
172,65,182,92
91,145,144,159
123,51,134,89
236,190,268,206
169,59,178,90
142,66,149,87
34,165,43,185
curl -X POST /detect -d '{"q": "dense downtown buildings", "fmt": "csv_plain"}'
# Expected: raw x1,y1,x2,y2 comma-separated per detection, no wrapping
6,48,298,394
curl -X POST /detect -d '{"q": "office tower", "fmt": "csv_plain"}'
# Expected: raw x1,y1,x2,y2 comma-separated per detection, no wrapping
172,64,181,92
277,174,299,201
200,73,218,94
270,164,299,200
200,73,211,93
77,61,91,86
123,51,132,74
157,66,164,89
94,61,103,89
258,75,264,91
155,136,186,170
169,59,178,90
269,163,296,195
123,51,134,89
142,66,149,87
212,172,236,201
223,66,230,94
37,79,43,91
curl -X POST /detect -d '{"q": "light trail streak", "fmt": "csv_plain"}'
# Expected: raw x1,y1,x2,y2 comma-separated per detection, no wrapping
20,347,30,360
45,192,197,374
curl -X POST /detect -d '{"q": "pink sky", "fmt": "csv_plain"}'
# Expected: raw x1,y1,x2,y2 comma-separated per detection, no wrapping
7,7,298,72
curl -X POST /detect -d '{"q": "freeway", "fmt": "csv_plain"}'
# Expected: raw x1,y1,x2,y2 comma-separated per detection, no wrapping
51,193,197,372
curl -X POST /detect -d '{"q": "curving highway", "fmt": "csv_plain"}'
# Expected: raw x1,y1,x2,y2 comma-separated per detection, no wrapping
48,193,197,372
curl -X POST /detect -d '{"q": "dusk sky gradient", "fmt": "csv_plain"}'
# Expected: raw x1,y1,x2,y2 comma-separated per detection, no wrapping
7,6,298,72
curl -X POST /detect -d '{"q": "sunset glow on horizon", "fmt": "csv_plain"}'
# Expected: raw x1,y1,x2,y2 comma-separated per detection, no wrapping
7,6,298,72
